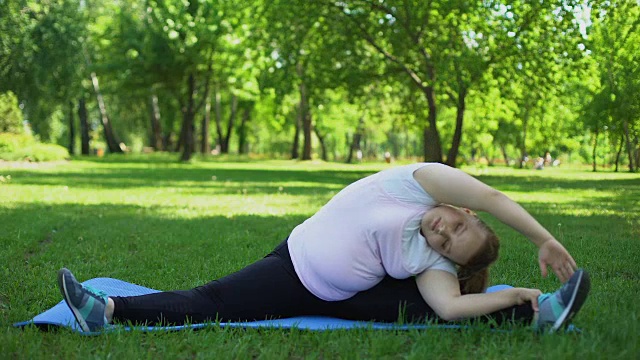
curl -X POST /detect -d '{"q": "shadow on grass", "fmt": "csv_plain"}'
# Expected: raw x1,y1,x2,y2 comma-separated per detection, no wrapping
475,174,640,193
70,153,263,164
4,166,376,195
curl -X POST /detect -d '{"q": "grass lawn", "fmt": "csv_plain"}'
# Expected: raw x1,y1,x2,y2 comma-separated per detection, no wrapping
1,155,638,359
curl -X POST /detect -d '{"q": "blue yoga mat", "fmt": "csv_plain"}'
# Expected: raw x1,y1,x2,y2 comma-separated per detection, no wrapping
14,278,515,334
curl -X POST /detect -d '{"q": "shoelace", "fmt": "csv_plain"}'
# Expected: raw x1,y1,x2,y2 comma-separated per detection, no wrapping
538,293,551,303
84,285,108,299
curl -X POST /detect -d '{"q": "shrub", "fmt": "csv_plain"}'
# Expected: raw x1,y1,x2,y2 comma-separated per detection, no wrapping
0,133,35,153
0,133,69,162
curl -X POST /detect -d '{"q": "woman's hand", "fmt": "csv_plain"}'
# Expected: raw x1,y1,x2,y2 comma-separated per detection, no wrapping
538,239,578,283
511,288,543,311
417,270,543,320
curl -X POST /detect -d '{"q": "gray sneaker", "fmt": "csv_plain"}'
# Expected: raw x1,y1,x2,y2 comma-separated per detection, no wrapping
57,268,109,332
535,269,590,333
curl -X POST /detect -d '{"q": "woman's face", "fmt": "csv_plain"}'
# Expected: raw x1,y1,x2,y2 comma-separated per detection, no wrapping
421,205,486,265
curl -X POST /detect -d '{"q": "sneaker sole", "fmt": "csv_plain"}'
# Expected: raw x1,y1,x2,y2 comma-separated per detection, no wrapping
551,270,591,332
57,269,91,332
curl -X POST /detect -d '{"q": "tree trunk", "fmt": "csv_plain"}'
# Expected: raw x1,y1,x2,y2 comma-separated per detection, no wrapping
68,101,75,155
347,117,365,163
200,92,211,154
190,116,196,154
623,119,635,172
214,86,223,152
634,134,639,172
614,132,624,172
220,94,237,154
302,110,313,160
78,97,90,155
163,133,173,152
237,103,253,154
592,127,599,172
89,71,123,153
314,126,328,161
180,73,197,162
485,151,494,166
500,144,509,166
421,64,443,163
445,87,467,167
175,123,184,152
291,108,301,160
149,94,163,151
422,85,443,163
296,63,313,161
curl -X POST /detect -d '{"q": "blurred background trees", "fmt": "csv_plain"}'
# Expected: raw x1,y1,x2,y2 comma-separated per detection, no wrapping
1,0,638,171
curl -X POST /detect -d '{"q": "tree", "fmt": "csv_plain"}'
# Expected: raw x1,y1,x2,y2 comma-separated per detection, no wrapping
584,0,640,172
262,0,374,160
0,0,88,149
487,1,585,167
103,0,246,160
325,0,587,166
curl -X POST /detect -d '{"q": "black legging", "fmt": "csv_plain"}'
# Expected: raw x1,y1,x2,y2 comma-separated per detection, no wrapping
112,239,533,325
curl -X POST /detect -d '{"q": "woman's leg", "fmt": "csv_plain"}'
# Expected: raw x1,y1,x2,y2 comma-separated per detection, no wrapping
111,240,326,325
328,276,438,323
330,276,534,325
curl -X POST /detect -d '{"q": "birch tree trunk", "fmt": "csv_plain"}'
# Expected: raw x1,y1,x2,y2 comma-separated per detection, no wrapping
89,70,123,153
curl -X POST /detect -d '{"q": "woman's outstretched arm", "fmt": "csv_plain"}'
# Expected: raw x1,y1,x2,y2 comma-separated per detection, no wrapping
415,269,541,321
413,163,577,282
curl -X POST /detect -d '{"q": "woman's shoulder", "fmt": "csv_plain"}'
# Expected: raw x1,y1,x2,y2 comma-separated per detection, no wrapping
378,163,438,205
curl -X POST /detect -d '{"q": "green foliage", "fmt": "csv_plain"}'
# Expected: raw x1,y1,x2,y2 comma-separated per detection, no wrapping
0,133,69,162
0,0,636,167
0,92,24,134
576,0,640,171
0,133,34,153
0,142,69,162
0,0,87,142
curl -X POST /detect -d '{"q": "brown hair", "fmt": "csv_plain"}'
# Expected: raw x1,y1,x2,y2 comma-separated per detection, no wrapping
457,219,500,295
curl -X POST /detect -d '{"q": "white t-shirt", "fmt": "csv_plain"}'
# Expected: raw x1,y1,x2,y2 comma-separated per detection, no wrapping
287,163,457,301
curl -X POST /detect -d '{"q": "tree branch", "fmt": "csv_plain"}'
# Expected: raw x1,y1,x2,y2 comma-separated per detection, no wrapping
364,0,433,66
329,2,426,90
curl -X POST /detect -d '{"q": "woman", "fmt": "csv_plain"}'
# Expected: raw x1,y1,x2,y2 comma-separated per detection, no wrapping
58,163,590,333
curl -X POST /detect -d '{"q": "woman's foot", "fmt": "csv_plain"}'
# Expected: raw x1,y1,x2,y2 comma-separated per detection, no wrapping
535,269,591,333
57,268,109,332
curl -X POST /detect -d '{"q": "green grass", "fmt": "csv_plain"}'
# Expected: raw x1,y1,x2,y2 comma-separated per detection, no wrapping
1,155,638,359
